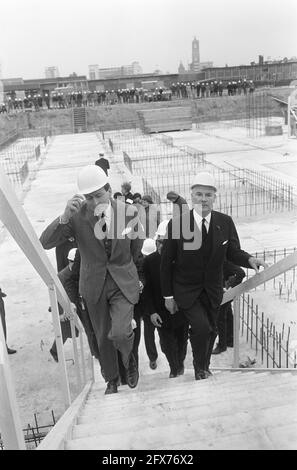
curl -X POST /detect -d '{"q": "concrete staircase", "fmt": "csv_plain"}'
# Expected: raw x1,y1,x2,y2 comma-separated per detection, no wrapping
72,107,87,133
65,370,297,450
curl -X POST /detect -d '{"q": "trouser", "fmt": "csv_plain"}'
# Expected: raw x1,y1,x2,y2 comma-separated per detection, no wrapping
157,321,189,374
180,292,218,372
118,311,141,382
85,272,134,382
217,301,233,349
133,302,143,366
143,314,158,362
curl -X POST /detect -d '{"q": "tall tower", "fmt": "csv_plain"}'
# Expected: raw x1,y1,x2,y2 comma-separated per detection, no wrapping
192,37,200,64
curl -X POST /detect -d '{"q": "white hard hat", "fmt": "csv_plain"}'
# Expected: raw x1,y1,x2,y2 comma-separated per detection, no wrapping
141,238,157,256
155,220,169,238
77,165,109,194
67,248,77,261
191,172,217,190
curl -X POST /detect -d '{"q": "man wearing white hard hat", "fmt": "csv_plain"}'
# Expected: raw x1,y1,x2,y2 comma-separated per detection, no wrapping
144,220,188,378
160,172,267,380
40,165,144,394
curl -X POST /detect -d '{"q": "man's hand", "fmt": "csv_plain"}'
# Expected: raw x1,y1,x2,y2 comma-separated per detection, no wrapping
63,302,77,320
59,313,69,322
61,194,85,223
164,298,178,315
248,257,268,274
139,281,144,294
150,313,163,327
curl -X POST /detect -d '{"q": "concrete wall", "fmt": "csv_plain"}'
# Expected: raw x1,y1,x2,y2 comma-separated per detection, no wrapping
0,87,291,137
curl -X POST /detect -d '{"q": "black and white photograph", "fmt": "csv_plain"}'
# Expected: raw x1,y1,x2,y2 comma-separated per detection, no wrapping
0,0,297,453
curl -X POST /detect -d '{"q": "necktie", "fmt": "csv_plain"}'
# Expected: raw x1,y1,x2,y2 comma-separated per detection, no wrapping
101,212,107,233
202,218,207,244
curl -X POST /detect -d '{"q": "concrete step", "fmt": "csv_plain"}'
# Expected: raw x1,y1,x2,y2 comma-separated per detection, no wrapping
162,428,275,450
75,394,297,438
80,383,297,424
166,421,297,450
67,402,297,450
265,422,297,450
89,370,286,397
86,372,297,408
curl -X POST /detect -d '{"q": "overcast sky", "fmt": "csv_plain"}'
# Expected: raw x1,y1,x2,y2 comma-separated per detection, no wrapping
0,0,296,79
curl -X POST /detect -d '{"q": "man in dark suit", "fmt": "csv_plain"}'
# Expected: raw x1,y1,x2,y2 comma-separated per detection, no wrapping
160,172,267,380
212,261,246,355
55,237,76,272
95,153,110,176
144,222,188,378
40,165,144,394
49,248,99,363
121,182,134,204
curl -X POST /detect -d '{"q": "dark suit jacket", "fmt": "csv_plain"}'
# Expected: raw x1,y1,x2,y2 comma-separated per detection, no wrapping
40,199,143,305
223,260,246,288
143,251,186,330
160,209,252,310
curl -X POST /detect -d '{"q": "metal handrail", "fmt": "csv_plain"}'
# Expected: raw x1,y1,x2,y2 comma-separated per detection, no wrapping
221,251,297,368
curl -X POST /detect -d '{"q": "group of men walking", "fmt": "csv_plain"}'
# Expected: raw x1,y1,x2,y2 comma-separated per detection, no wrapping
40,164,267,394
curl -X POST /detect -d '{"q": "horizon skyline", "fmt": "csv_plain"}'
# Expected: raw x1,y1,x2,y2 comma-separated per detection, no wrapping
2,51,297,82
0,0,296,80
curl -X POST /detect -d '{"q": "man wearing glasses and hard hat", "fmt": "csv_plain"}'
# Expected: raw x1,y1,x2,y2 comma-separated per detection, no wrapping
160,172,267,380
40,165,144,395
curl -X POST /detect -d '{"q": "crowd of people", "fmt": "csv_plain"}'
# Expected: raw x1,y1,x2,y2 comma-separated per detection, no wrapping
0,79,256,114
38,154,267,395
170,79,255,99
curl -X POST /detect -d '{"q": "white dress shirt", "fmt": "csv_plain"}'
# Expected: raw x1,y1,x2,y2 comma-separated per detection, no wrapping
94,201,111,231
193,210,212,233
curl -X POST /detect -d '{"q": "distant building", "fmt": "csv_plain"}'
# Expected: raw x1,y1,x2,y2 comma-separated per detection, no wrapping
192,37,200,64
190,61,213,73
89,61,143,79
2,75,88,99
89,65,100,80
203,59,297,82
182,37,213,74
178,61,186,74
45,66,60,79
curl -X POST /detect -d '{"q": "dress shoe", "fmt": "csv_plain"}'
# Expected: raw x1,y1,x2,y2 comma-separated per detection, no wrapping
212,345,227,355
105,380,118,395
169,370,178,378
7,347,17,355
205,369,213,377
126,353,139,388
177,365,185,376
49,349,58,362
194,369,208,380
227,342,234,348
149,360,157,370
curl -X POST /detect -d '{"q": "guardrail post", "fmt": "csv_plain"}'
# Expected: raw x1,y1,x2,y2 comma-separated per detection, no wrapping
79,332,87,385
232,296,240,368
48,284,71,409
69,318,82,390
0,322,26,450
